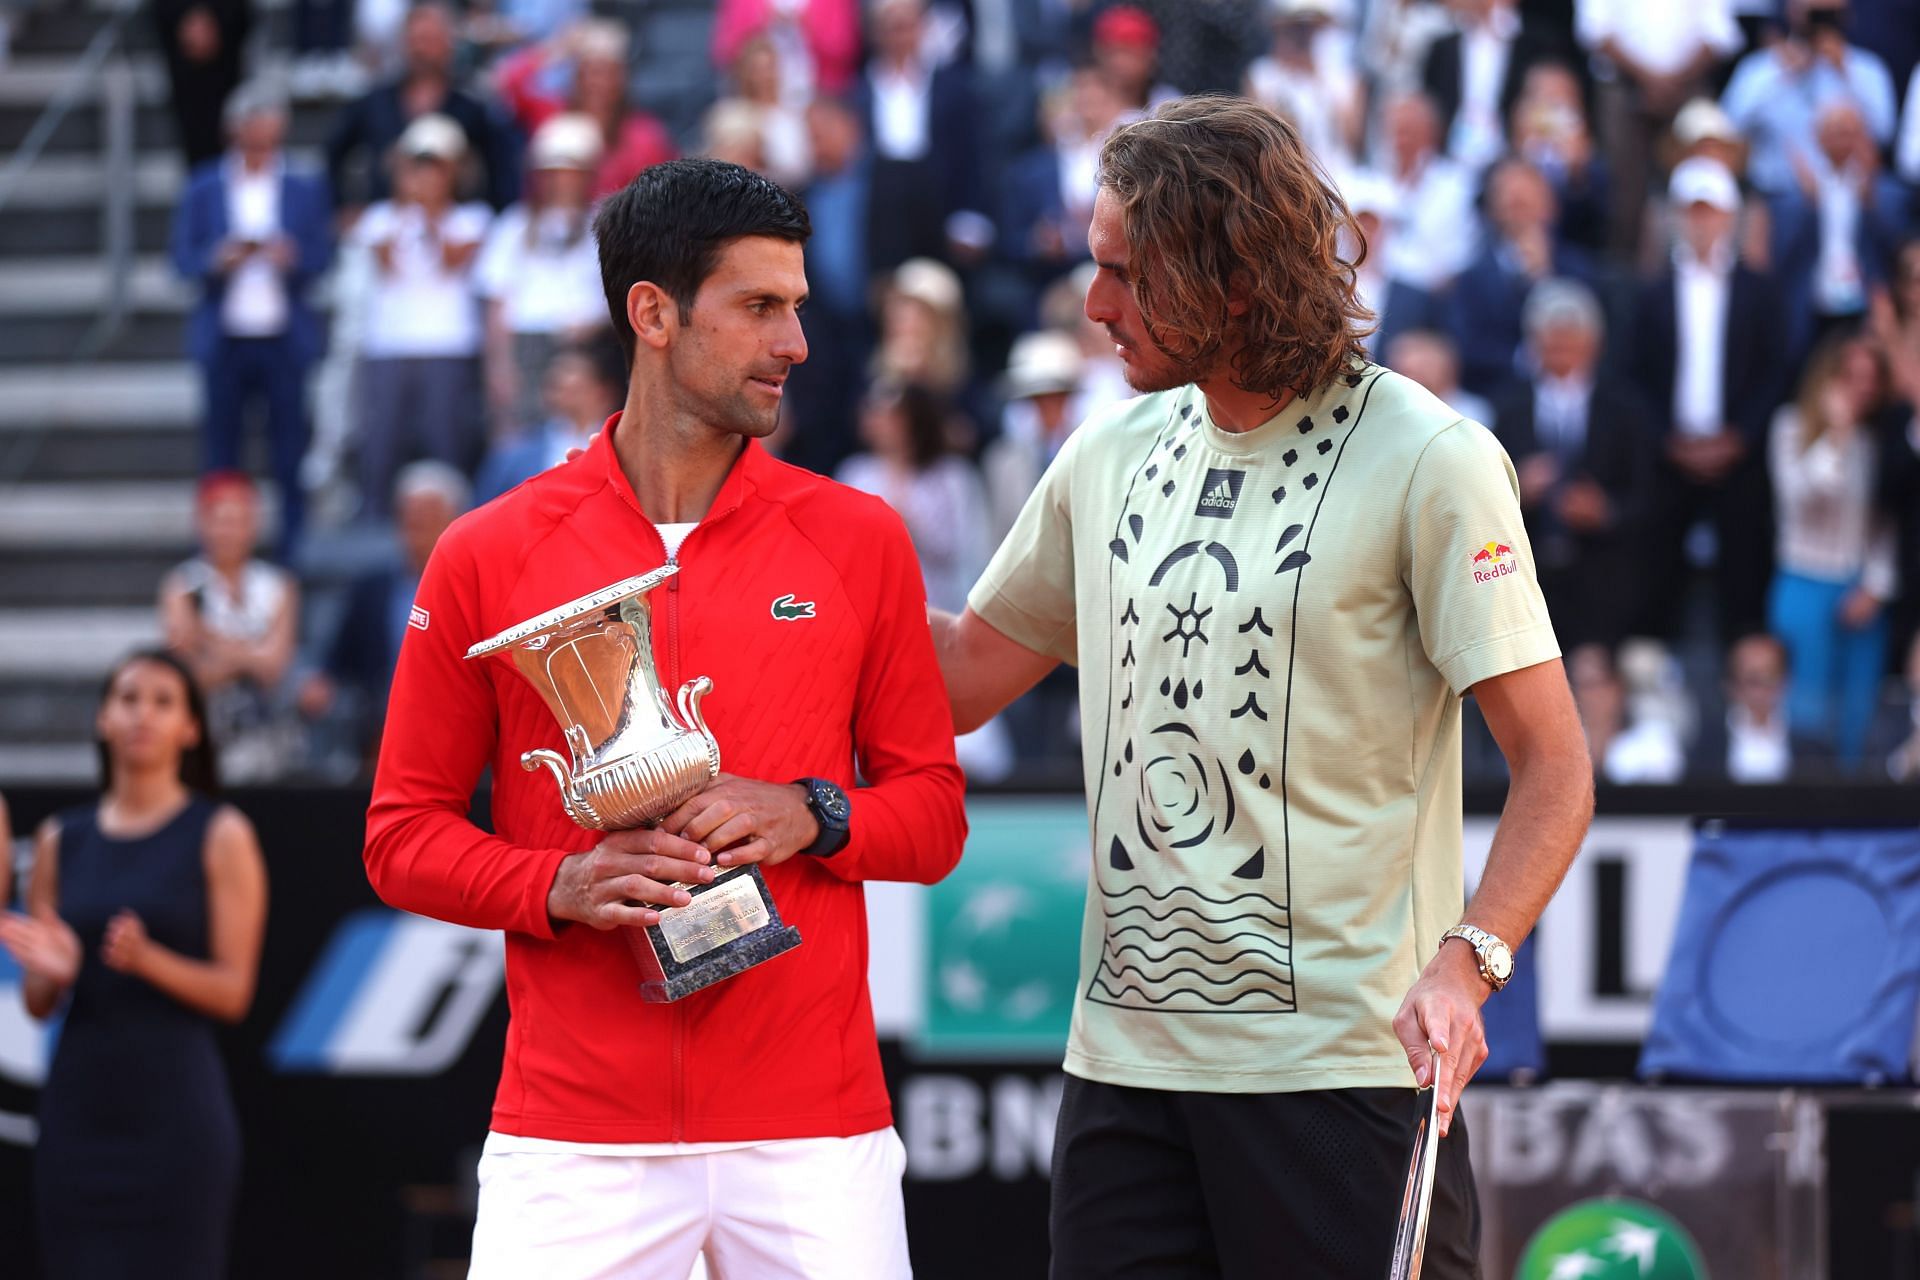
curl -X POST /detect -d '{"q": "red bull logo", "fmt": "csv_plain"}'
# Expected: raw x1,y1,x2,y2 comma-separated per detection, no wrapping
1470,540,1516,583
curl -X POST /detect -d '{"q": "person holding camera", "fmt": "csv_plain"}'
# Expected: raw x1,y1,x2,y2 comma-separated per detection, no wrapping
170,81,334,563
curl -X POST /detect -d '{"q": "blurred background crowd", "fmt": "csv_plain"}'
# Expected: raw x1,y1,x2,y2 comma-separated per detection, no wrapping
50,0,1920,787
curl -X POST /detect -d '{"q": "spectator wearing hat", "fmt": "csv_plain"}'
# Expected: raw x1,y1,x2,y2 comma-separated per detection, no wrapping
493,18,677,201
984,330,1084,546
1088,5,1181,112
853,0,988,276
1244,0,1365,172
476,113,609,435
1420,0,1576,173
326,2,519,217
1901,64,1920,187
1637,96,1776,273
172,83,334,563
347,113,493,517
1490,278,1657,648
872,257,979,441
1632,154,1786,642
1448,156,1600,394
1575,0,1742,258
1720,0,1898,198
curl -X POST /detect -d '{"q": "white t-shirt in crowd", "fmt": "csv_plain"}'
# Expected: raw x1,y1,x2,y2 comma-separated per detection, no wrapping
352,200,492,359
475,206,607,336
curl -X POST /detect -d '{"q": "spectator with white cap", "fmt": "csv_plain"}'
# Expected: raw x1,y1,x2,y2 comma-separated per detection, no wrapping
1900,64,1920,186
1631,153,1786,642
476,112,609,434
1720,0,1898,198
871,257,976,438
492,17,677,201
983,330,1084,545
1575,0,1742,257
1638,96,1774,272
347,113,493,517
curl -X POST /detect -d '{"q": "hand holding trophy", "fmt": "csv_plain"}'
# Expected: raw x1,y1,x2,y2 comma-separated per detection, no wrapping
466,566,801,1001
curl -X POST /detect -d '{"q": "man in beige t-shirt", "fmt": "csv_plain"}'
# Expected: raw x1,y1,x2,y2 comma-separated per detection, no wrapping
933,98,1593,1278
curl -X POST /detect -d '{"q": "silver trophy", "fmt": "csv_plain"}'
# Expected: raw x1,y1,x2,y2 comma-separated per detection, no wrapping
466,566,801,1001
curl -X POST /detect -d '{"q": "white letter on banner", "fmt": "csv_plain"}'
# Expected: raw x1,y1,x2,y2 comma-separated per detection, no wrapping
902,1076,985,1179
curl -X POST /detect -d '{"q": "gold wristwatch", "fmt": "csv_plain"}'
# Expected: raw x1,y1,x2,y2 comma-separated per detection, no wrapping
1440,924,1514,991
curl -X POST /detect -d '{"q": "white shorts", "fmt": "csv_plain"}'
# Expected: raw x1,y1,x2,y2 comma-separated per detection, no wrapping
467,1128,912,1280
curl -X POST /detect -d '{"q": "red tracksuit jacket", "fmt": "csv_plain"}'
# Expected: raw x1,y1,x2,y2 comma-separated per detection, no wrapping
364,419,968,1142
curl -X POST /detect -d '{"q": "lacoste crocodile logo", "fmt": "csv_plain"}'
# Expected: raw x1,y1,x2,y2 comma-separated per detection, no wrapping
771,594,816,621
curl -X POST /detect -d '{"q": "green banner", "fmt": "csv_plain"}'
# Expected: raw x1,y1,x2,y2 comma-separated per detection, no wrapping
921,798,1091,1057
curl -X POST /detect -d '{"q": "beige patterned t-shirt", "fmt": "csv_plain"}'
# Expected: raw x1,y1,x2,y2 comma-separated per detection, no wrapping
969,364,1559,1092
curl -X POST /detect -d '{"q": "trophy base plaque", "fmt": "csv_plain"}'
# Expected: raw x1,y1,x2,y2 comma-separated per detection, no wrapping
623,864,803,1002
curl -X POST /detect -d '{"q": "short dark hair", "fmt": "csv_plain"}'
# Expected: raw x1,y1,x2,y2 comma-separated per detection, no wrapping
593,158,811,346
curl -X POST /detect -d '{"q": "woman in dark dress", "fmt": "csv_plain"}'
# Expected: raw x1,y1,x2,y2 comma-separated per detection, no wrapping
0,650,268,1280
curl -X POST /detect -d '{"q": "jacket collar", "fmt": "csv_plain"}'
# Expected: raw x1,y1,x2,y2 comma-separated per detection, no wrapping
592,411,764,530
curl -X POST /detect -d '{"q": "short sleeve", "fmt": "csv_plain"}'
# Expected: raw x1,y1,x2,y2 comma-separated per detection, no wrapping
1399,420,1561,695
966,427,1082,665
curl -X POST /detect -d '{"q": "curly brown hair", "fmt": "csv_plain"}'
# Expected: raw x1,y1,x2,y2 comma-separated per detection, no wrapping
1098,96,1374,401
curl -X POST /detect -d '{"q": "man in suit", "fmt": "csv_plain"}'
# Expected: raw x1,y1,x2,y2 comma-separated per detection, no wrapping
1420,0,1574,170
1492,278,1656,648
325,1,520,216
851,0,989,277
1448,156,1599,395
1630,155,1786,642
170,82,334,562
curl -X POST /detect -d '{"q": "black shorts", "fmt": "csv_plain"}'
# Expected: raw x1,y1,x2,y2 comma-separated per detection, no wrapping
1049,1075,1481,1280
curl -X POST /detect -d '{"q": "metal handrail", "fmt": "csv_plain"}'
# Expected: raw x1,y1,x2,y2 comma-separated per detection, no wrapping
0,8,132,212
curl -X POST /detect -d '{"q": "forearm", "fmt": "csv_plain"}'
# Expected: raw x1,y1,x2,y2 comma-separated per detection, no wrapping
822,762,967,885
1463,742,1593,945
131,945,254,1023
364,801,574,936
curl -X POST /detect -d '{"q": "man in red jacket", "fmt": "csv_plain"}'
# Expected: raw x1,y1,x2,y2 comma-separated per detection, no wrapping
364,158,968,1278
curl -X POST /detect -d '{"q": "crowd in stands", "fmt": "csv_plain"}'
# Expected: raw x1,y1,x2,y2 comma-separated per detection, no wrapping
149,0,1920,785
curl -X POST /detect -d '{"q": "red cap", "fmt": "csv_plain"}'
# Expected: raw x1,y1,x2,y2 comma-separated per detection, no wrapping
1094,5,1159,49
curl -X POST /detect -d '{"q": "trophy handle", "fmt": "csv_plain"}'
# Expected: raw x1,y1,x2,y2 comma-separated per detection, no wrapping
521,748,599,827
675,677,722,777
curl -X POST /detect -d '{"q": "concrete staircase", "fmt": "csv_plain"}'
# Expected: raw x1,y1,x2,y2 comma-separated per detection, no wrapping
0,1,718,782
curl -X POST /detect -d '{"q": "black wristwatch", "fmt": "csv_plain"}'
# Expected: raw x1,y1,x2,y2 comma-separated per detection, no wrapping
794,777,851,857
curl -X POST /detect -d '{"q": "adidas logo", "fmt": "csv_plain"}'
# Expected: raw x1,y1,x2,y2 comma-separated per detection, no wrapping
1194,468,1245,519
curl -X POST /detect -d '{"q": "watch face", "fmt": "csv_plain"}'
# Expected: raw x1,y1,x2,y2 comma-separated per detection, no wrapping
819,787,849,820
1488,945,1514,983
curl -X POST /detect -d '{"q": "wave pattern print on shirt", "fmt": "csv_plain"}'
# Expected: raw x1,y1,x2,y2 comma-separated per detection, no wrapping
1087,372,1378,1015
1093,884,1293,1008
